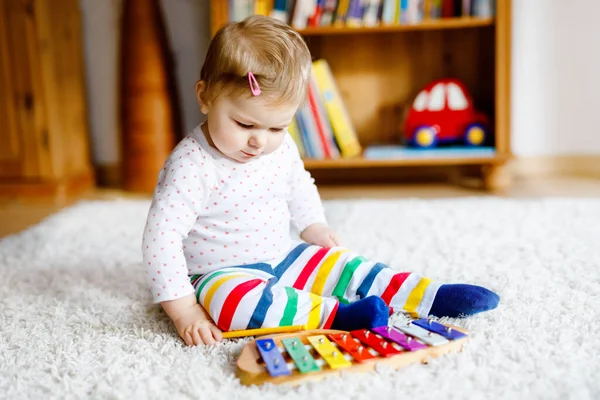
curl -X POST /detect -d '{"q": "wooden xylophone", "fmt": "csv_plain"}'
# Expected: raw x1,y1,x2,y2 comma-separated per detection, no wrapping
235,318,469,386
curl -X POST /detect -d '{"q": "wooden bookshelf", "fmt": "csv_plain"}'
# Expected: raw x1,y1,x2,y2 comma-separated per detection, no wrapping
209,1,512,190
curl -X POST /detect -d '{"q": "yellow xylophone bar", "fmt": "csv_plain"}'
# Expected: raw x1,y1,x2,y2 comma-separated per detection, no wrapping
222,325,307,339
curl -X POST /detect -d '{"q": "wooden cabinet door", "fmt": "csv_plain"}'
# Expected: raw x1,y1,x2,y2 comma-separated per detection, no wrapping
0,0,50,180
0,0,22,177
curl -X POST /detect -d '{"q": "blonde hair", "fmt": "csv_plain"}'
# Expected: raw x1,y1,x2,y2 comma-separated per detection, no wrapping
200,15,312,105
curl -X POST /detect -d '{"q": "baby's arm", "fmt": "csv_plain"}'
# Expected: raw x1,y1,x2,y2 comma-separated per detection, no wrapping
142,139,220,345
284,135,339,246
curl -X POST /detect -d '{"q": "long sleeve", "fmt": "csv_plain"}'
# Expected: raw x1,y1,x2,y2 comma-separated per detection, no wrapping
142,138,213,303
285,134,328,233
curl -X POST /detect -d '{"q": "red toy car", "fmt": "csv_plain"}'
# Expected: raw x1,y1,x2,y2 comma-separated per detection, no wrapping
404,78,490,148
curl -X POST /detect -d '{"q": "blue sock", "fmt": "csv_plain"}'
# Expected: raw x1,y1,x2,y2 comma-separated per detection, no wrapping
331,296,389,331
429,284,500,318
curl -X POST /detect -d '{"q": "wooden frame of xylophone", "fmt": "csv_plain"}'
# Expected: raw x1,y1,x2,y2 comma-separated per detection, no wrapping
234,318,469,386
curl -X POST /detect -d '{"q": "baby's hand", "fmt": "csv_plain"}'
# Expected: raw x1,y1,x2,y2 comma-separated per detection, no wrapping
301,223,340,248
173,303,222,346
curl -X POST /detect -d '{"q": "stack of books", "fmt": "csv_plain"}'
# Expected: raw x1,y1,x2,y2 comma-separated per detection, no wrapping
288,59,362,159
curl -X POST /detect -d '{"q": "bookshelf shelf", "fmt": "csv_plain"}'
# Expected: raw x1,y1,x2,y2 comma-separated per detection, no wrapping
209,1,512,190
303,154,509,169
298,17,494,36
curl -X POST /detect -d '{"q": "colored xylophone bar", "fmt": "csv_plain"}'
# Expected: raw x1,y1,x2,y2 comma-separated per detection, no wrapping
235,318,470,386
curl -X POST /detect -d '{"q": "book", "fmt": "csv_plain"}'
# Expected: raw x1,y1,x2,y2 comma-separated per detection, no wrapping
296,100,324,158
363,145,496,159
287,117,306,157
307,74,340,158
311,59,362,158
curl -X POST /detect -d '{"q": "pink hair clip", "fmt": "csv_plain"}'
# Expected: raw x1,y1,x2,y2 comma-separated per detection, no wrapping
248,72,261,96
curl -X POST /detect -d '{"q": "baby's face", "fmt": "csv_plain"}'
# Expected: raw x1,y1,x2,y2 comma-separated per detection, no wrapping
201,91,298,163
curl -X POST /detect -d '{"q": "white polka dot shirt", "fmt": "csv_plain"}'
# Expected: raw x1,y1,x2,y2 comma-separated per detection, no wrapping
142,124,327,303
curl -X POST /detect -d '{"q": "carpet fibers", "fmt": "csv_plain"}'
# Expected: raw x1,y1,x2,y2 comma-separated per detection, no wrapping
1,198,599,400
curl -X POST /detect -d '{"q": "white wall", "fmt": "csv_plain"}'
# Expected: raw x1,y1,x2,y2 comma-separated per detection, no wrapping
159,0,210,133
79,0,600,167
79,0,121,166
79,0,210,166
511,0,600,156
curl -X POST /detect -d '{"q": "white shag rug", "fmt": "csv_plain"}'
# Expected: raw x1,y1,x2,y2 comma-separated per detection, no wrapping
1,197,599,400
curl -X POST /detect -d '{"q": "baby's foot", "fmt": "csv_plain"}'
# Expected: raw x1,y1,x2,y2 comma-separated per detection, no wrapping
429,284,499,318
331,296,389,331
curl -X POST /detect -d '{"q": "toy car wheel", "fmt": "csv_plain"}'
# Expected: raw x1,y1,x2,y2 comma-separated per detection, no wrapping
464,123,487,146
412,125,438,148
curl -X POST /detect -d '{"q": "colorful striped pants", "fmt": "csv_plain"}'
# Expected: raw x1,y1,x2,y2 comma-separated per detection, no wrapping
190,242,442,332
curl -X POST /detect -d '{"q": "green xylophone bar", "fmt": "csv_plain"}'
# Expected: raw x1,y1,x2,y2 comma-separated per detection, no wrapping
281,337,321,374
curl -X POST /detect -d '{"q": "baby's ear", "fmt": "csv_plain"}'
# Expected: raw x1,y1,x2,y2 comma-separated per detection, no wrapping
195,80,210,114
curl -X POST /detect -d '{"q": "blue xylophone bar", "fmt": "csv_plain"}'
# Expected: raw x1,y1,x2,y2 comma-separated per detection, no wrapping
412,318,468,340
256,338,291,377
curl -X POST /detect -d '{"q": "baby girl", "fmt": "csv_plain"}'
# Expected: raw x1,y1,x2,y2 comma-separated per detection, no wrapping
141,15,499,346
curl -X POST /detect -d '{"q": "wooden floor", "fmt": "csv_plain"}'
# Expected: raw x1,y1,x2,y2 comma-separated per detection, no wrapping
1,176,599,238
